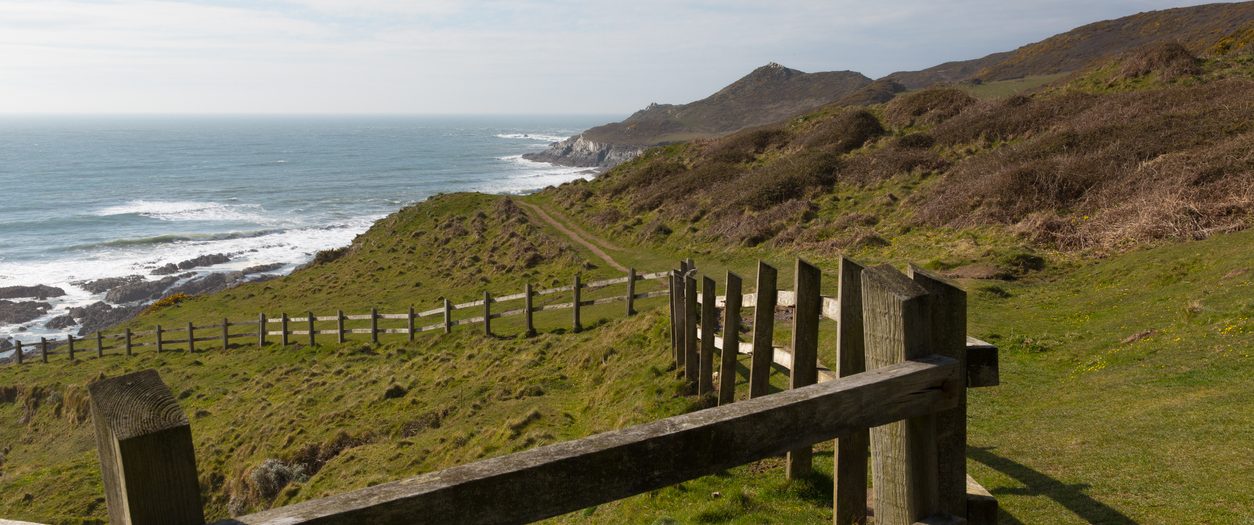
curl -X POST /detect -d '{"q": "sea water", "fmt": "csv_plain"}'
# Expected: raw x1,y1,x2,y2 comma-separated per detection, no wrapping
0,115,608,343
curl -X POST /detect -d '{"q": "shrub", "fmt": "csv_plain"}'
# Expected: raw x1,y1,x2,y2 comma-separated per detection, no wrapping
1117,41,1200,81
702,125,790,164
735,151,840,209
139,293,189,315
312,247,348,265
250,459,307,500
883,88,976,129
796,109,884,152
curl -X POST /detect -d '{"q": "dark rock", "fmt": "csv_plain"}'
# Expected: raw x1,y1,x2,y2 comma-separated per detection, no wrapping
176,253,230,270
0,338,11,351
73,275,145,294
167,273,237,297
383,384,408,400
71,302,142,336
0,285,66,300
0,300,51,324
151,263,179,275
522,136,642,168
241,263,284,275
105,276,178,303
45,314,77,329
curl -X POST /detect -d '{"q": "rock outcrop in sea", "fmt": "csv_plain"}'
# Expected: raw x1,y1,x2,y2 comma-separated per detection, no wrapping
522,136,643,169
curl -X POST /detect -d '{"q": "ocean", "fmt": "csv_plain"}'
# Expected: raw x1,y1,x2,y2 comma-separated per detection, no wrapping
0,115,610,344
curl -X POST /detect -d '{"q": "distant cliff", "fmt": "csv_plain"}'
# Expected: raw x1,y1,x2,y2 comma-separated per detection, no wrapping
525,63,872,168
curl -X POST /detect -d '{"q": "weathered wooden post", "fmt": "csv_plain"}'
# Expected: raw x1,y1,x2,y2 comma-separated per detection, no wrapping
408,305,416,342
572,274,582,333
786,258,821,480
834,256,869,525
749,261,778,398
370,307,379,344
68,334,76,360
484,291,492,336
626,268,637,316
337,310,346,344
41,336,49,362
258,313,267,347
699,276,717,397
97,331,104,358
308,311,317,346
14,340,21,364
221,318,229,350
155,326,163,353
863,264,940,524
280,314,289,346
524,283,536,337
668,271,681,367
719,271,742,405
683,272,699,393
88,369,205,525
187,322,195,353
444,298,453,334
910,265,968,519
125,328,133,356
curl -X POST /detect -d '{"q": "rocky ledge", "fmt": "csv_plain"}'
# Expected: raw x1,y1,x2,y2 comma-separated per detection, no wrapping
521,135,643,169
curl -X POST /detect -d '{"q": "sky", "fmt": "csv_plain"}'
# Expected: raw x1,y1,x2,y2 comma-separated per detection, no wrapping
0,0,1229,115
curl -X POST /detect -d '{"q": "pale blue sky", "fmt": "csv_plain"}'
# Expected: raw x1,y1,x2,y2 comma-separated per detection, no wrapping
0,0,1228,115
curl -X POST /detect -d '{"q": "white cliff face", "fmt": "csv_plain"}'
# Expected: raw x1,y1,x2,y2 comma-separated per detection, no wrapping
521,135,644,168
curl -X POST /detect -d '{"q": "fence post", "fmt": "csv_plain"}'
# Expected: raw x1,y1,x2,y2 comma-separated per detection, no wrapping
337,310,346,344
834,256,869,525
408,305,416,342
699,276,717,398
280,314,289,346
668,271,681,368
484,291,492,337
683,273,698,393
444,299,452,334
187,322,195,353
68,335,76,360
41,337,48,362
626,268,637,316
370,307,379,344
308,311,316,347
222,318,229,350
87,369,205,525
910,265,968,519
14,340,21,364
786,258,821,480
258,313,266,347
749,261,778,398
572,274,582,333
125,328,133,356
524,283,536,337
156,326,164,353
863,264,940,524
97,331,104,358
719,271,742,405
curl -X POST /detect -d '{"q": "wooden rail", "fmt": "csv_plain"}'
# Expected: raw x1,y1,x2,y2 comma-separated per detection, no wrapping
3,269,670,366
72,256,1001,525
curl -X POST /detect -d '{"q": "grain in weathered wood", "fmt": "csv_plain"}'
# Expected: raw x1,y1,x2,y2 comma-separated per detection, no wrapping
835,256,870,525
909,265,968,519
220,356,959,525
719,271,742,405
786,258,821,480
88,369,204,525
863,264,940,524
749,261,778,399
683,273,699,393
699,275,717,397
670,271,683,369
483,291,492,336
68,334,75,360
965,475,997,525
572,274,582,332
524,283,536,337
257,314,266,346
964,337,999,387
626,268,637,316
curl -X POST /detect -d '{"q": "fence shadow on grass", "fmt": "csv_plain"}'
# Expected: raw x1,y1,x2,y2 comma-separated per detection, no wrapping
969,446,1137,525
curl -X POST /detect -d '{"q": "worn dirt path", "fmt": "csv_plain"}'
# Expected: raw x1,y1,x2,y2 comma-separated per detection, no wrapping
518,201,629,273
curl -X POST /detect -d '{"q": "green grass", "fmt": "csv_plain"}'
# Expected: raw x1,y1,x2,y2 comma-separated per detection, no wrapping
954,73,1070,99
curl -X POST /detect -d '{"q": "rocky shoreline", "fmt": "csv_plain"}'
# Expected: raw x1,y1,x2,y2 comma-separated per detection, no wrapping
521,135,643,168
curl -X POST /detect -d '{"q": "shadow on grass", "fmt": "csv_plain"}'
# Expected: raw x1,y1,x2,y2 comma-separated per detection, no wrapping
970,446,1136,525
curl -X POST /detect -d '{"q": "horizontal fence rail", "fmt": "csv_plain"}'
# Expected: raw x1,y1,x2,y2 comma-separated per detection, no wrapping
2,269,670,366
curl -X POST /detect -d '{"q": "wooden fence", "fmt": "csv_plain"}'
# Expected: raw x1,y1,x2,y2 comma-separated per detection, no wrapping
57,256,1000,525
2,269,670,365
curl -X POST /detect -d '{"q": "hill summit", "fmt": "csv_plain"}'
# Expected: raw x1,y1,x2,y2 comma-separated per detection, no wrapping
522,63,871,167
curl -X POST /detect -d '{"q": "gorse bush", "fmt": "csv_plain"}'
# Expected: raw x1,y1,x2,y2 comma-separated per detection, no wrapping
796,109,884,152
882,88,976,129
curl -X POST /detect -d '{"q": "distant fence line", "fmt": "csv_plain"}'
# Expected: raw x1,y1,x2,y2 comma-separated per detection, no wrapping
3,269,670,365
